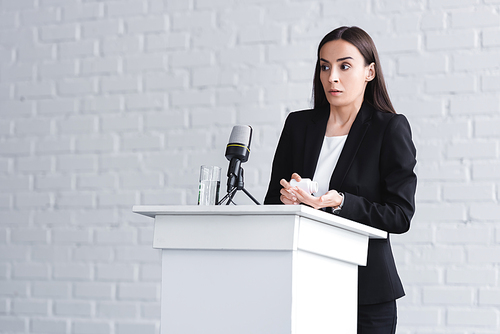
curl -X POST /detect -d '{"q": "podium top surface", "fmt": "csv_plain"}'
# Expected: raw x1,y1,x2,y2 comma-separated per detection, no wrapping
133,204,387,239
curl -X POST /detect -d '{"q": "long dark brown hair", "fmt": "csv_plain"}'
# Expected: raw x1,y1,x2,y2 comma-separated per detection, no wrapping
312,26,396,114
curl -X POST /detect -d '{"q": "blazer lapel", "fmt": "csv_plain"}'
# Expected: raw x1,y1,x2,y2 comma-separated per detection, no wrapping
303,105,329,179
329,102,373,190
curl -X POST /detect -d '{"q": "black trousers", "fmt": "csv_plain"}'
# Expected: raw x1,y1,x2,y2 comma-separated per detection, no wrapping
357,300,397,334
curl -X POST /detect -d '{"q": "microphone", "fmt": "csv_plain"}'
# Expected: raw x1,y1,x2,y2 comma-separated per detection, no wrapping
225,125,252,192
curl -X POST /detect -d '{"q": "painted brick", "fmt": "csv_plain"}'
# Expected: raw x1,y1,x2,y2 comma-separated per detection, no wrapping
12,300,48,315
0,318,26,332
80,57,119,76
123,54,166,73
32,245,71,262
446,141,496,159
35,175,72,191
57,78,96,96
423,287,473,305
437,225,492,244
451,8,500,28
100,76,139,94
100,113,141,131
124,93,165,110
141,303,161,319
74,282,114,300
144,112,185,130
426,30,476,50
95,228,135,244
398,54,447,75
450,95,499,115
99,155,141,171
483,29,500,47
121,134,162,151
376,35,420,54
40,23,77,42
11,228,48,243
470,203,500,221
75,135,115,153
37,98,77,115
115,322,156,334
32,282,71,298
114,246,161,263
0,281,29,297
468,246,500,263
172,11,215,30
81,96,122,113
52,228,92,244
425,75,476,94
97,192,136,208
31,319,67,334
106,0,145,17
442,183,494,201
57,155,97,172
53,264,91,280
0,175,30,191
125,16,165,33
479,288,500,306
33,210,74,227
54,300,92,317
97,302,137,318
140,264,161,281
447,268,496,285
0,100,33,117
17,45,53,62
447,309,497,326
96,264,135,281
144,32,189,52
474,117,500,138
81,20,120,39
16,82,54,99
77,174,117,189
482,74,500,92
58,40,96,59
39,61,77,81
117,283,158,301
62,3,101,21
101,36,141,56
72,321,111,334
143,72,188,91
0,63,34,82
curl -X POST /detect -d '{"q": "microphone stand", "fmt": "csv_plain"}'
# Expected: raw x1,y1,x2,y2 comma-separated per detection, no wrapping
217,167,261,205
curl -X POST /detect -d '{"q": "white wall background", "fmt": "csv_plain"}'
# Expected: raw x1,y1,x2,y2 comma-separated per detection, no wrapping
1,0,499,333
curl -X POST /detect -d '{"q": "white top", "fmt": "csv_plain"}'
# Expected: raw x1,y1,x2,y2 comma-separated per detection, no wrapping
313,135,347,197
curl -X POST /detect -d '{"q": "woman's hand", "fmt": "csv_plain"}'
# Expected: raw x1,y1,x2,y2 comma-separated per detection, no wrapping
279,173,302,205
279,173,343,209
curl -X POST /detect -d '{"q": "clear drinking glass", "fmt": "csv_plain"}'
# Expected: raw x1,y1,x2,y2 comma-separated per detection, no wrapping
197,165,221,205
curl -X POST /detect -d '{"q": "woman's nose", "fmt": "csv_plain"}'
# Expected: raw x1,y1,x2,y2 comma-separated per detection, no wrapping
329,71,339,83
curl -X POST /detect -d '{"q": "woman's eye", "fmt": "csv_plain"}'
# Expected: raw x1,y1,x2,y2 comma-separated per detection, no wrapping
340,64,351,70
320,64,330,71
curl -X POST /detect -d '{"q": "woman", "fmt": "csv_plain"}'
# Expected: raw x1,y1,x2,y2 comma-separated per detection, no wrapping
264,26,417,333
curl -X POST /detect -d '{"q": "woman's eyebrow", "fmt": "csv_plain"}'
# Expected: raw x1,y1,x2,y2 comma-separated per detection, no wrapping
336,56,354,62
320,56,354,63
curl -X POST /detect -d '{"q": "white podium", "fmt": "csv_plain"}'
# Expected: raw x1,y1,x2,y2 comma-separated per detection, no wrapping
133,205,386,334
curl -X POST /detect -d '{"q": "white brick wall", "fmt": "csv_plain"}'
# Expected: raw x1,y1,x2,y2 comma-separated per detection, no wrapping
1,0,500,333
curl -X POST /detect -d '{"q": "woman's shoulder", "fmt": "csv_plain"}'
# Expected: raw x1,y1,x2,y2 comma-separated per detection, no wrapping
285,105,329,124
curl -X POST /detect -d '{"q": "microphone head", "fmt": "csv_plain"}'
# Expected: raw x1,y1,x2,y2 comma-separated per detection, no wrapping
225,125,252,162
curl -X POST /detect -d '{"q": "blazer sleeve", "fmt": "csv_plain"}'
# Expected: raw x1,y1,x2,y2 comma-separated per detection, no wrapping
264,115,294,205
339,114,417,234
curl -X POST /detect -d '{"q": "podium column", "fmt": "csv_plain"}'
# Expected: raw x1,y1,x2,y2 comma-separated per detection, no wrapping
133,205,386,334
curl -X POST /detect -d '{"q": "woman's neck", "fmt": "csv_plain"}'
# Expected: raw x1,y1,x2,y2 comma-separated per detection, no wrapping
325,101,362,137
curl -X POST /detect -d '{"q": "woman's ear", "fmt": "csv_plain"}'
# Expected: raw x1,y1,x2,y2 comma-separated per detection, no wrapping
366,62,376,82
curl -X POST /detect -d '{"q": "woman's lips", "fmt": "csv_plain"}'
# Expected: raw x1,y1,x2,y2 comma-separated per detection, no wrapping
329,89,342,96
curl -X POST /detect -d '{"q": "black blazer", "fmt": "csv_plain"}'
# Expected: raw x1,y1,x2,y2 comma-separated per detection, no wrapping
264,101,417,305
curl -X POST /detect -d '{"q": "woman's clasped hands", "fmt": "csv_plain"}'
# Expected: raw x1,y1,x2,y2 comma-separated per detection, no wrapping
279,173,343,210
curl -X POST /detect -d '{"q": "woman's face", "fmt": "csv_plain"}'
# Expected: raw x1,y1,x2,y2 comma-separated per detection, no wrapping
319,39,375,111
